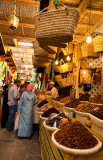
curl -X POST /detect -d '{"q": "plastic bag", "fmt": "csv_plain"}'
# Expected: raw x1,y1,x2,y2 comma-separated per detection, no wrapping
14,113,20,131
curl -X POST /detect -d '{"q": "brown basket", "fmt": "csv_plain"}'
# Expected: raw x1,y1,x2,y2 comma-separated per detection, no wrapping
34,3,79,47
60,63,73,73
58,78,67,88
54,65,61,72
54,63,73,73
81,42,98,58
55,74,62,82
93,36,103,53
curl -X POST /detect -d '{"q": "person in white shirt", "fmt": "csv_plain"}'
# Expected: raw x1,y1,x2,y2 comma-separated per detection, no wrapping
49,81,59,99
6,79,21,131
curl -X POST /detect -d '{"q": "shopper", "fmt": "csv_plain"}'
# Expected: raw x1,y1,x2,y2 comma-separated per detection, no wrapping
6,79,21,131
49,81,59,99
1,84,9,128
20,82,29,95
17,84,37,138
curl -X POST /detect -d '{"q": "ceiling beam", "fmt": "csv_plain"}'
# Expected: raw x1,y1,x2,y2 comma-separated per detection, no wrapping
78,23,93,28
78,0,89,12
0,20,34,29
12,52,33,55
2,34,36,42
2,0,40,7
86,8,103,15
35,55,55,61
0,55,11,61
7,62,14,65
0,19,91,29
74,16,103,43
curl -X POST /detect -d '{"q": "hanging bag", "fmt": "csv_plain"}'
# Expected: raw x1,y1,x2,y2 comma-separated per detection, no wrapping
14,113,20,131
34,3,79,46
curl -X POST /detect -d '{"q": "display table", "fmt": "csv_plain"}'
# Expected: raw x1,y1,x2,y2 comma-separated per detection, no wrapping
39,119,103,160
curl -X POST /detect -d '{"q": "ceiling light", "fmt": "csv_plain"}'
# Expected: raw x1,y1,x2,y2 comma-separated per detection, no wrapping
83,70,86,74
9,1,19,30
86,35,92,43
21,70,23,73
55,60,59,65
9,15,19,30
18,42,33,47
67,56,70,61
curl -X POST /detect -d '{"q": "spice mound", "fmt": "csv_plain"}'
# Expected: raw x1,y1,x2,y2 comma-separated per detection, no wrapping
89,95,103,104
41,107,59,118
54,121,98,149
79,93,90,101
91,108,103,120
37,100,48,108
65,98,80,108
59,96,71,103
37,103,52,112
75,103,96,113
53,95,64,101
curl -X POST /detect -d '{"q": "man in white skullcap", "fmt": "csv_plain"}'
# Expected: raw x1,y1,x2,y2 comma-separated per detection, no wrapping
49,81,59,99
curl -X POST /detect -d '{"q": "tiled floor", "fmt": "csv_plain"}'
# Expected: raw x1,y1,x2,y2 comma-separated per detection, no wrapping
0,106,42,160
0,128,42,160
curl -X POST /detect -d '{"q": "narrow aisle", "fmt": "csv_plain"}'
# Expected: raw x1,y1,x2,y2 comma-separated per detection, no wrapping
0,125,42,160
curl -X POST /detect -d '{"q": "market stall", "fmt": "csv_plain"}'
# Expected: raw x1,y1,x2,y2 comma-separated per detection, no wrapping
39,119,103,160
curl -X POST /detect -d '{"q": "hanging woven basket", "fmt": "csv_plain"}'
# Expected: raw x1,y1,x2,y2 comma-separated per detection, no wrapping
34,3,79,46
81,42,98,58
93,36,103,53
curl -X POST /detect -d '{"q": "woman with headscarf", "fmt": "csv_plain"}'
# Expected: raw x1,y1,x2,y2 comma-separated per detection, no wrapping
17,84,37,138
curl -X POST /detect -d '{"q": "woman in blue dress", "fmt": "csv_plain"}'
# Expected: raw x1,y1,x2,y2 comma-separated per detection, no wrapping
17,84,37,138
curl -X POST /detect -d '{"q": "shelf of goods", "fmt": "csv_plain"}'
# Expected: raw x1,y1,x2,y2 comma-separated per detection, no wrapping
39,119,103,160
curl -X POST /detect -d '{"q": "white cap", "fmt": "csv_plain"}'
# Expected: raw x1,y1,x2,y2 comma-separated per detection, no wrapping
50,81,55,85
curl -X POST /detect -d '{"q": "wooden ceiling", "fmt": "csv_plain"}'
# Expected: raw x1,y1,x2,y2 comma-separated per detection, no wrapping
0,0,103,75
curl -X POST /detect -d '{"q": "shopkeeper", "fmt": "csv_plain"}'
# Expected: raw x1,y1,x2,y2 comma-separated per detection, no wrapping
48,81,59,99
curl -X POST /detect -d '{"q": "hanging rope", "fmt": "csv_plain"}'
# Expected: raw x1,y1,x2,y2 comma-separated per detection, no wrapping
55,0,58,8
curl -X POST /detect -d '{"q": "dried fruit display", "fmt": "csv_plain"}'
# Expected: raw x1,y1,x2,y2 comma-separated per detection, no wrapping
75,103,96,113
37,100,48,108
37,103,52,112
65,98,80,108
41,107,60,118
54,121,98,149
91,108,103,120
89,95,103,104
45,112,71,128
79,93,90,101
53,95,64,101
59,96,72,103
